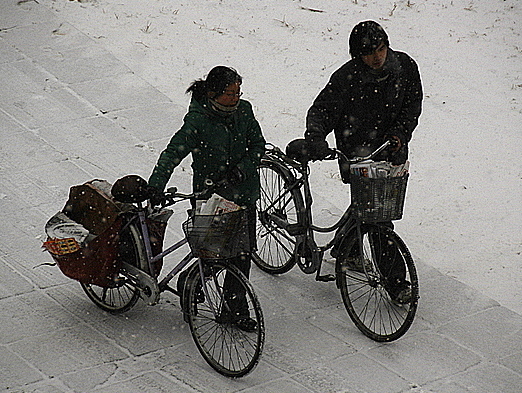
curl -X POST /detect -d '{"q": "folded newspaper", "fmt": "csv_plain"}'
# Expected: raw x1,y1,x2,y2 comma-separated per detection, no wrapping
350,160,409,178
198,193,242,215
45,212,92,244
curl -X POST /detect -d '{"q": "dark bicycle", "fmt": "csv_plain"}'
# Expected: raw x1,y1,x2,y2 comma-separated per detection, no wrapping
254,140,418,342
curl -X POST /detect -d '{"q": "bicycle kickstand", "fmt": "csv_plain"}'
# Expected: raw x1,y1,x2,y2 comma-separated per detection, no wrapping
314,255,335,282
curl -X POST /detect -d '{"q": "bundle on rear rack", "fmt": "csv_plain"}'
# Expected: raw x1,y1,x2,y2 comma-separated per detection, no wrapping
349,161,409,222
183,194,250,259
42,180,126,287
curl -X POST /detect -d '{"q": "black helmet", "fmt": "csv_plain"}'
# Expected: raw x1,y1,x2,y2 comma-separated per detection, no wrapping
112,175,150,203
349,20,389,58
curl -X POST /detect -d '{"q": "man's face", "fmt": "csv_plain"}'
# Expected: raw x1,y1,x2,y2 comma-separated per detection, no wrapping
361,42,388,70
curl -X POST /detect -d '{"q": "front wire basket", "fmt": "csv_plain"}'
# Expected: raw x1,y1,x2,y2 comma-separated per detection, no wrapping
183,208,250,259
350,174,408,222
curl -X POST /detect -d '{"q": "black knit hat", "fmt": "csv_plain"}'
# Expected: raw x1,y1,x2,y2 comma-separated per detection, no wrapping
349,21,389,58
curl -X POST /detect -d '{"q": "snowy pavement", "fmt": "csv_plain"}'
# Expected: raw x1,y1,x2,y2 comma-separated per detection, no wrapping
1,1,521,392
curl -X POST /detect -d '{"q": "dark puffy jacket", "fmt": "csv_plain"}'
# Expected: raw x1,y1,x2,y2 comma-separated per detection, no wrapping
306,48,422,168
148,97,265,206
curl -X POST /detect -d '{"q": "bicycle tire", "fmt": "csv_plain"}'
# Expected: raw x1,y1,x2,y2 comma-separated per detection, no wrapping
184,260,264,378
81,222,146,314
336,224,418,342
254,160,304,274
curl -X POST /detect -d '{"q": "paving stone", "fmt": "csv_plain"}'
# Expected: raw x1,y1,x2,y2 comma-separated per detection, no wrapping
436,306,522,360
294,353,410,393
0,0,56,27
70,72,171,113
0,347,43,391
425,363,522,393
0,61,86,129
1,20,92,55
0,291,82,345
416,270,499,328
241,379,315,393
0,37,24,63
92,370,197,393
111,102,187,142
261,313,357,374
11,325,128,376
366,332,482,385
0,255,35,299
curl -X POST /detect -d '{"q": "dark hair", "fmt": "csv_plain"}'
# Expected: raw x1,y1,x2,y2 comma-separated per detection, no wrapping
186,66,242,101
349,21,389,58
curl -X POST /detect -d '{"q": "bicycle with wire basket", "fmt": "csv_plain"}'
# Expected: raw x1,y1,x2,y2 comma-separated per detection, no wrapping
81,180,264,378
254,140,418,342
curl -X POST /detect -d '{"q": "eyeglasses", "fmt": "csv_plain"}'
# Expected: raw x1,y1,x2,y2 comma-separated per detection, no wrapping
223,91,243,98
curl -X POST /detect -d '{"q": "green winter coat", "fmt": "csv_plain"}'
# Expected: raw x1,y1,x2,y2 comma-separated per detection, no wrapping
148,97,266,206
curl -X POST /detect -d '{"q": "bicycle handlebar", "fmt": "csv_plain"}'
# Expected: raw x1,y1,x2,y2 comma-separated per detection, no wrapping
335,139,392,164
265,139,392,167
157,178,227,208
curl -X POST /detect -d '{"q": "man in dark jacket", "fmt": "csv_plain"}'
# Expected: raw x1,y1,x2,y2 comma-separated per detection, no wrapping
305,22,422,304
305,20,422,181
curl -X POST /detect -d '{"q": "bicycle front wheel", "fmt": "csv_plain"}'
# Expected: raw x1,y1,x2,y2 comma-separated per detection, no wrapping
81,222,146,313
184,260,264,378
254,160,303,274
336,224,418,342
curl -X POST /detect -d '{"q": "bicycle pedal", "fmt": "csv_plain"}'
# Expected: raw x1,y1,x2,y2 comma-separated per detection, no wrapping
316,274,336,282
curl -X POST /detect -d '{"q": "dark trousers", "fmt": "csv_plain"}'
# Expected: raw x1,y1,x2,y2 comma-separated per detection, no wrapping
223,205,255,318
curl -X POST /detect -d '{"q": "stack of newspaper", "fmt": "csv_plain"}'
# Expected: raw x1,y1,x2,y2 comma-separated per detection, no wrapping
198,193,242,215
350,160,409,178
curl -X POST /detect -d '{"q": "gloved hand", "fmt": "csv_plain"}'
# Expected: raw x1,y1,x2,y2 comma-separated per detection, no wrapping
384,134,403,153
147,186,164,207
306,139,330,161
227,166,245,185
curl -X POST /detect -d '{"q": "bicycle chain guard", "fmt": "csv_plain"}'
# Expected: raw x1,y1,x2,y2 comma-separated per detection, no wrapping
120,262,160,305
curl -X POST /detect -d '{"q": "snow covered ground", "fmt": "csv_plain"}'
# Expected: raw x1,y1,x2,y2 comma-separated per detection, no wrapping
40,0,521,314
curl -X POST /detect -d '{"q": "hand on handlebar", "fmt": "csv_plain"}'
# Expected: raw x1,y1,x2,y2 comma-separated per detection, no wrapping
384,135,402,153
306,139,331,161
147,185,165,207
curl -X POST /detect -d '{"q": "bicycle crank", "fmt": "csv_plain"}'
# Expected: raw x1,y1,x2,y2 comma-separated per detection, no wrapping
296,238,322,274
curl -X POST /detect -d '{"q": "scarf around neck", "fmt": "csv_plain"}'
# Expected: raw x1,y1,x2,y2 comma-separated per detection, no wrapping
209,98,239,116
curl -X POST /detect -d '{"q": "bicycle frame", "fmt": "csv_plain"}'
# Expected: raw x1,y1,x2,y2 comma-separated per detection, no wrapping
261,140,392,278
119,201,197,305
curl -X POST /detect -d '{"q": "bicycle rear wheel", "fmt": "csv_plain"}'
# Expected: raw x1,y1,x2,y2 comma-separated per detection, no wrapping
81,223,146,313
184,260,264,378
336,224,418,342
254,160,303,274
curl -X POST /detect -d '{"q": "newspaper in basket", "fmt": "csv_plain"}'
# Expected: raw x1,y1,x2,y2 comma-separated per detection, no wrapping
349,161,409,222
183,195,250,259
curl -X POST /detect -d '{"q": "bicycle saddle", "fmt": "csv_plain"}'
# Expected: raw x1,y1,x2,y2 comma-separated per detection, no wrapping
112,175,150,203
286,138,310,163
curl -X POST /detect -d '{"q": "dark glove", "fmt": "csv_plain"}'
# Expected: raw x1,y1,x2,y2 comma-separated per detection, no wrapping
147,186,164,207
384,135,402,153
306,139,330,161
227,166,245,185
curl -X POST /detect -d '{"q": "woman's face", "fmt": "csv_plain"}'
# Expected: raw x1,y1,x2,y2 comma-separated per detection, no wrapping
214,82,242,107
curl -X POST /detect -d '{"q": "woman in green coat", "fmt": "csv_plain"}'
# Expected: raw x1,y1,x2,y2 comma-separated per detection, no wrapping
148,66,266,332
